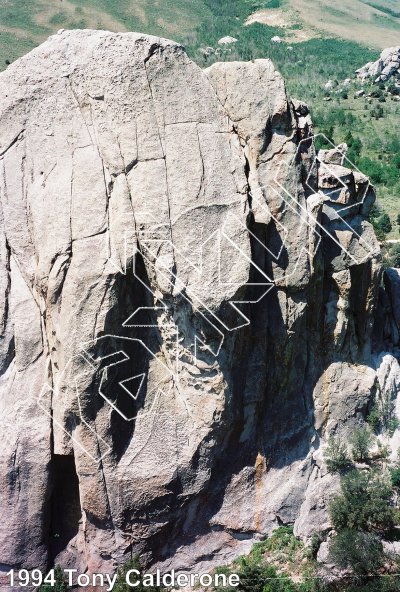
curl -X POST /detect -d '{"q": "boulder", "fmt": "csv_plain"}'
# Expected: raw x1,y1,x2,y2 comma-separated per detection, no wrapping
0,29,383,577
218,36,238,44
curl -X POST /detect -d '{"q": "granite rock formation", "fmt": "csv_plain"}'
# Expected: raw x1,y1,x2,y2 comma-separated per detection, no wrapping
0,29,397,580
356,45,400,83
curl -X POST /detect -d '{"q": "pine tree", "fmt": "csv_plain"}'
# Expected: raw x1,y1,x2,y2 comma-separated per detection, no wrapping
39,565,70,592
344,130,354,147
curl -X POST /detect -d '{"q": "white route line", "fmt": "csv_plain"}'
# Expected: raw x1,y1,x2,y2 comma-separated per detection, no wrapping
37,133,378,463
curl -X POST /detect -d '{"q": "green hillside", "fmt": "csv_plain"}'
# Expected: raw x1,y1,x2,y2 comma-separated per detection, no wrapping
1,0,400,70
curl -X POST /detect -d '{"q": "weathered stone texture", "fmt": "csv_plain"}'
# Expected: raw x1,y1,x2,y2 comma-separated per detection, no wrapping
0,29,388,578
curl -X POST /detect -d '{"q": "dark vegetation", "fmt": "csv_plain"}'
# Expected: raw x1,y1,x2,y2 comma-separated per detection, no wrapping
39,565,70,591
211,440,400,591
114,555,165,592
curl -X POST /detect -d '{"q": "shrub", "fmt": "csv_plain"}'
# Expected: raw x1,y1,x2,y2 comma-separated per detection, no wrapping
388,244,400,268
329,469,399,532
379,95,387,103
323,436,351,473
367,404,381,431
315,126,334,150
368,391,396,433
349,425,374,462
376,439,389,459
39,565,70,592
370,203,381,218
114,555,164,592
372,223,387,242
307,532,322,559
213,537,308,592
390,467,400,488
352,137,363,156
377,213,393,234
344,130,354,146
328,529,385,576
370,105,384,118
389,417,400,436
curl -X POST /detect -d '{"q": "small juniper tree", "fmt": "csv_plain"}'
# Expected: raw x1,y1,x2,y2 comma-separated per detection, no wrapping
39,565,70,592
323,436,351,474
329,469,399,532
328,529,385,576
114,555,164,592
377,213,392,234
349,425,374,462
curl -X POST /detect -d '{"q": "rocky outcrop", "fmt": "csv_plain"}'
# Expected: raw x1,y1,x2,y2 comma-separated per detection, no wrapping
0,29,388,579
357,46,400,83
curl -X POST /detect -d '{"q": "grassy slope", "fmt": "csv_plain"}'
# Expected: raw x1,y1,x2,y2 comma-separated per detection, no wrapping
0,0,212,69
286,0,400,49
1,0,399,70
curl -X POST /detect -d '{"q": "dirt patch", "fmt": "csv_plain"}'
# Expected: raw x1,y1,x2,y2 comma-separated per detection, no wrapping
244,8,317,43
244,9,289,28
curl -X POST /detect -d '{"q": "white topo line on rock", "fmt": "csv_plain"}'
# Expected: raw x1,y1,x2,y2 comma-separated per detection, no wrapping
37,134,377,464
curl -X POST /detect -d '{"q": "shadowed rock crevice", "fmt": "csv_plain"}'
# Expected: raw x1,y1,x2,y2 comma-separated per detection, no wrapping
49,454,81,563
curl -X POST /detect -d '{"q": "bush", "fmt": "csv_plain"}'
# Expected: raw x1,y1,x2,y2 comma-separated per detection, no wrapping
344,130,354,146
367,404,381,432
390,467,400,488
388,244,400,268
370,105,384,118
212,537,308,592
367,391,395,432
315,126,334,150
370,203,381,218
39,565,70,592
328,529,385,576
307,532,322,559
114,555,164,592
323,436,352,473
352,137,363,156
377,213,393,234
349,425,374,462
389,417,400,436
329,469,399,532
372,222,387,242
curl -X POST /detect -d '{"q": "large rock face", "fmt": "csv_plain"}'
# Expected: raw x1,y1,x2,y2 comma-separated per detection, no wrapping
356,45,400,82
0,29,387,578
